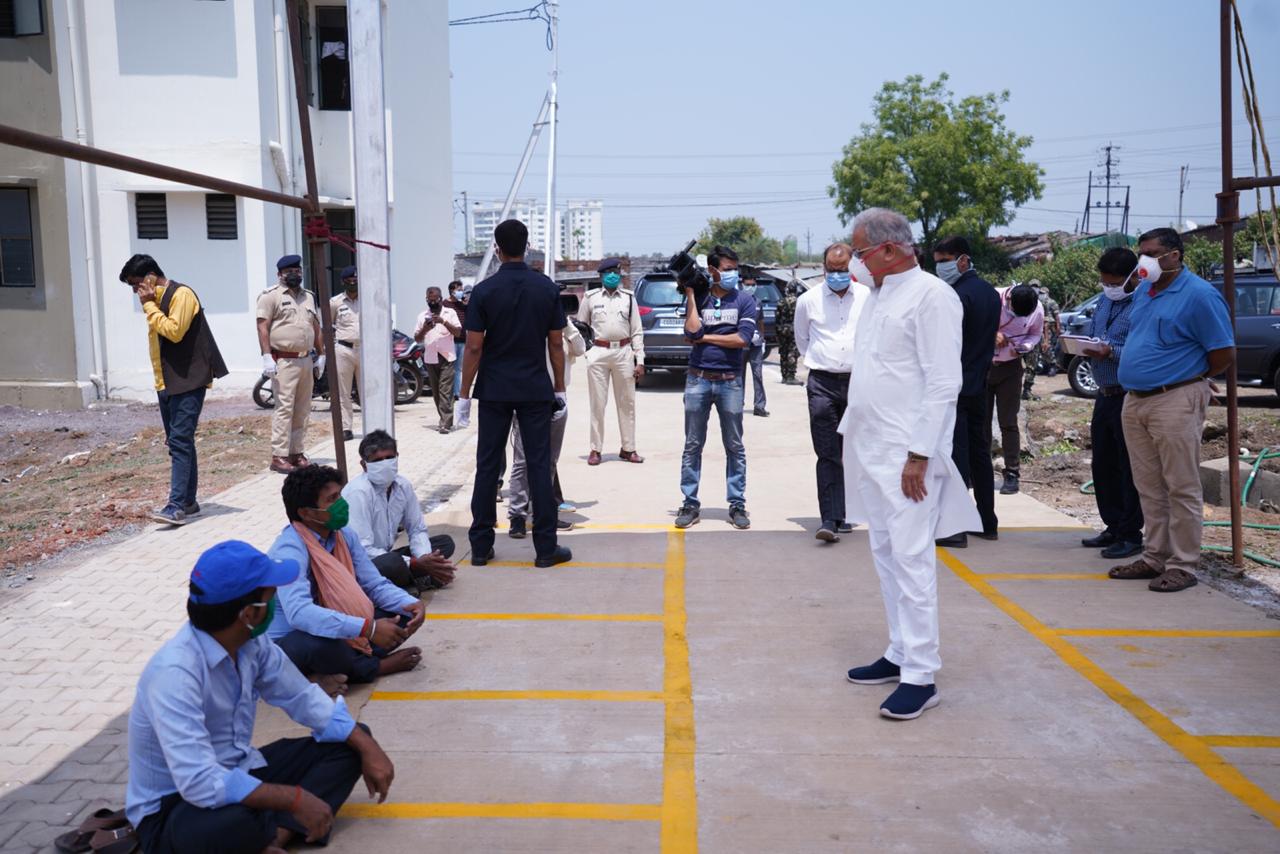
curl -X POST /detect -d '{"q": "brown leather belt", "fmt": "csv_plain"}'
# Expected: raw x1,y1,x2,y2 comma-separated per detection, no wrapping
1097,385,1126,398
1128,376,1204,399
594,338,630,349
688,367,738,381
271,349,308,360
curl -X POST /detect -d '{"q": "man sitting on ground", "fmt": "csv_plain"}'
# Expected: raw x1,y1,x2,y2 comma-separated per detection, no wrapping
344,429,457,592
268,465,425,686
126,540,395,853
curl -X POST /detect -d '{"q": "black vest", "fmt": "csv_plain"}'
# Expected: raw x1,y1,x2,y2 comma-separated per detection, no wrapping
158,282,229,395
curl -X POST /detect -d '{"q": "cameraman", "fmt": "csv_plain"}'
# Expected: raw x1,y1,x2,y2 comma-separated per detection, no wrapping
675,245,757,530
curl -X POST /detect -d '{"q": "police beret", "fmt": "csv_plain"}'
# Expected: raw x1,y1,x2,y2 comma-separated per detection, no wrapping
339,265,357,279
597,257,622,272
276,254,303,271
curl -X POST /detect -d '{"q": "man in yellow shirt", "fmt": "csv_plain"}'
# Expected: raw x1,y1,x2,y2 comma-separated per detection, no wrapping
120,254,228,526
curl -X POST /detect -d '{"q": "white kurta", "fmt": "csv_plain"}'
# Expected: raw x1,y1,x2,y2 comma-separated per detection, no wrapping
837,266,980,685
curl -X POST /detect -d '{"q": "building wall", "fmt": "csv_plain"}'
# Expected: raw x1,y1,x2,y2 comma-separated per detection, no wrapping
559,201,604,261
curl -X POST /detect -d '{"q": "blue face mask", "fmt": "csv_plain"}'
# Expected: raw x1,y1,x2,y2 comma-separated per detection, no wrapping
825,271,852,292
936,257,966,285
717,269,740,291
602,271,622,289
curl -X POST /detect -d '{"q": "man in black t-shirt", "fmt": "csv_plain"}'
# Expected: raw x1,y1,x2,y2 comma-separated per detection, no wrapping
675,245,757,530
458,220,571,568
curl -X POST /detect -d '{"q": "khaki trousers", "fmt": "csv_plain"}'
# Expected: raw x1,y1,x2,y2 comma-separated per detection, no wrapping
1121,380,1211,574
587,345,637,453
334,343,359,432
272,356,314,457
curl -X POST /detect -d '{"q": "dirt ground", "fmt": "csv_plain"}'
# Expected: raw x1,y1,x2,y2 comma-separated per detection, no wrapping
0,392,331,588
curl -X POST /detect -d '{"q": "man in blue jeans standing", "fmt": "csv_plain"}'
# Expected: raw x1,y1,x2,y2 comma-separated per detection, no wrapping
676,245,757,530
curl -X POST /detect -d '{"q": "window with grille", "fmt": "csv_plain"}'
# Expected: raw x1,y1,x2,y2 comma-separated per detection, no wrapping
0,187,36,287
0,0,44,37
135,194,168,240
205,194,238,240
316,7,350,111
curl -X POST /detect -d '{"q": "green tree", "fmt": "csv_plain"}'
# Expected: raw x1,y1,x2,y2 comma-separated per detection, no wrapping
696,216,782,263
829,73,1044,249
989,239,1101,309
1183,237,1219,279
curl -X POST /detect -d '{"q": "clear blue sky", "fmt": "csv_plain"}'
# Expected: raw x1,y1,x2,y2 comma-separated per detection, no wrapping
447,0,1280,256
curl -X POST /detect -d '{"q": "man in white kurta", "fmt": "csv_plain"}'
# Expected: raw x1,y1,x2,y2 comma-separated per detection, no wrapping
838,208,980,721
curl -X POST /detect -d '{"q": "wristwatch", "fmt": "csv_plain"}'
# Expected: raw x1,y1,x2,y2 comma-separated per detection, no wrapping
906,452,930,462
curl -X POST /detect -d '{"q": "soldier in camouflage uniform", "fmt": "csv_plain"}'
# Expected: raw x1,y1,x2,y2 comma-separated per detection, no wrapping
775,282,800,384
1022,279,1061,399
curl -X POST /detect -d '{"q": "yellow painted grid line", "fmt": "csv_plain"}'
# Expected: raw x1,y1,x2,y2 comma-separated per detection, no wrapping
938,548,1280,830
661,529,698,852
1056,628,1280,638
341,802,661,821
424,612,662,623
482,560,664,570
979,573,1111,581
1201,735,1280,749
370,689,664,702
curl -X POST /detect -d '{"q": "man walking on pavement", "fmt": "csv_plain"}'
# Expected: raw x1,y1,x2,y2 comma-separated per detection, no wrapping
121,254,228,526
258,255,324,475
775,281,801,385
988,283,1043,495
577,258,645,465
330,266,359,442
675,245,757,531
414,286,461,434
794,243,868,543
744,274,769,417
444,280,469,401
932,237,1001,547
458,219,572,568
1110,228,1235,593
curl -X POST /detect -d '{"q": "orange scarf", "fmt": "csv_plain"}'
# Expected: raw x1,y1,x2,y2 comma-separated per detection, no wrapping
292,521,375,655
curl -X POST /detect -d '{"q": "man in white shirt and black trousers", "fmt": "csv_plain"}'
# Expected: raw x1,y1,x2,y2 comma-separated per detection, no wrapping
795,243,869,543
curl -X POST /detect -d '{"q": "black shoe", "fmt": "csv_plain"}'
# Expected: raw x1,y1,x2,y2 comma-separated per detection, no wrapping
183,501,201,517
880,683,939,720
534,545,573,568
556,518,575,532
846,657,900,685
816,521,839,543
1101,540,1144,560
999,474,1020,495
508,516,527,539
970,530,998,541
729,505,751,530
674,505,700,529
1081,531,1117,548
342,430,354,441
935,532,968,548
836,521,854,534
470,547,495,566
753,408,770,417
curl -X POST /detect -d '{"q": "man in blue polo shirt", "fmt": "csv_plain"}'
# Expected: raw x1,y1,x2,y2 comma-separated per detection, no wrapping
675,245,757,530
1112,228,1235,593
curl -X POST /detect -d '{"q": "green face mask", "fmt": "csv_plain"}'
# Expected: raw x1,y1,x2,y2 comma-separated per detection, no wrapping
320,496,350,531
602,271,622,289
248,598,276,638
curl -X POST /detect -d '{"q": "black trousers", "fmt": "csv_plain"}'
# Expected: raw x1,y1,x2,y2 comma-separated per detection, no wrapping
806,370,849,524
371,536,456,589
952,392,999,535
472,399,556,558
276,609,402,684
136,727,367,854
986,359,1024,478
1090,393,1144,543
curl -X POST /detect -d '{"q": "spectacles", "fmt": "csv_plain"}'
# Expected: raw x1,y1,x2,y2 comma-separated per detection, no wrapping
851,242,890,260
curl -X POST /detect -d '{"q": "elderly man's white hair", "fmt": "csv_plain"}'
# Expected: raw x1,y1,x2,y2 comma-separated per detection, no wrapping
851,207,914,247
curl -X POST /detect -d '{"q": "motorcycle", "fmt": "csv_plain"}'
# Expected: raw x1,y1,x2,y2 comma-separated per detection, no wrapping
252,328,428,409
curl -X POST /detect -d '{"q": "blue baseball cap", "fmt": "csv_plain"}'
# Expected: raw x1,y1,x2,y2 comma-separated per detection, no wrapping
340,265,357,279
188,540,299,605
276,254,303,271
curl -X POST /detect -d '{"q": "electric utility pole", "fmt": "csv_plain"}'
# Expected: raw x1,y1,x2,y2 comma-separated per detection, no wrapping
543,0,560,279
1177,164,1190,227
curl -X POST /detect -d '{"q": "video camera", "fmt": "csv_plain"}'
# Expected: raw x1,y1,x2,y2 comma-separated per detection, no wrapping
667,239,711,307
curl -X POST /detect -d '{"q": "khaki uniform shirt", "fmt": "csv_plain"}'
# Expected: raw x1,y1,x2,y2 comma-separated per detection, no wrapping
330,293,360,342
577,287,645,364
256,285,319,353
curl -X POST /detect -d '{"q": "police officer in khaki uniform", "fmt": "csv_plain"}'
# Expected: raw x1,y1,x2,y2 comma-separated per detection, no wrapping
576,258,645,466
257,254,323,474
330,265,360,441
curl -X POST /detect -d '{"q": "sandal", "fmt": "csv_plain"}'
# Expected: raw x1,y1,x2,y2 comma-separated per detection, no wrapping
1149,568,1199,593
89,826,138,854
55,808,128,854
1108,559,1160,580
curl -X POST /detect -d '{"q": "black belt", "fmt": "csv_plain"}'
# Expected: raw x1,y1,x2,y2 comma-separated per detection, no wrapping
1128,376,1204,399
809,369,851,379
1098,385,1126,398
337,340,356,348
688,367,739,382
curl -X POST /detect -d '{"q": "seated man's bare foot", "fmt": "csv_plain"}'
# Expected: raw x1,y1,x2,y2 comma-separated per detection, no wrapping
379,646,422,675
310,673,349,697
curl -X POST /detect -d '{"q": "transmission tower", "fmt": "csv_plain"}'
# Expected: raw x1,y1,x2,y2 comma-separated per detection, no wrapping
1080,142,1131,234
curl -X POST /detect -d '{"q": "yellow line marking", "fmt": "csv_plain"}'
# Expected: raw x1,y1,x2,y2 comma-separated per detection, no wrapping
425,612,662,623
1201,735,1280,749
938,548,1280,830
1056,628,1280,638
341,802,661,821
661,529,698,852
370,689,664,702
483,560,664,569
979,573,1111,581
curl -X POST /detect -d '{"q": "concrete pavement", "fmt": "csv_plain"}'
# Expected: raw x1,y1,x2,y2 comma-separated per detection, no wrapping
1,357,1279,852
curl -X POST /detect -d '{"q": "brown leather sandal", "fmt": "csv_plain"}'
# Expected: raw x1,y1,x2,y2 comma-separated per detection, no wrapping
1149,568,1199,592
618,449,645,464
55,808,128,854
1108,559,1160,580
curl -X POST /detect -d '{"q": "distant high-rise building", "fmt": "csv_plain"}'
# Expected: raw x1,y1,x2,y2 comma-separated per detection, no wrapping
469,199,604,260
558,200,604,261
469,199,549,253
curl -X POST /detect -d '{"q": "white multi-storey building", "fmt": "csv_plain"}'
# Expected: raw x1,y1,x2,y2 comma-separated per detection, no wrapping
558,200,604,261
468,198,603,262
0,0,452,407
468,198,549,254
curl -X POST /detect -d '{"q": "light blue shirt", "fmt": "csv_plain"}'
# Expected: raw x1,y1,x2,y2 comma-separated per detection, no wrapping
1118,268,1235,391
125,623,355,828
267,525,417,641
342,473,432,560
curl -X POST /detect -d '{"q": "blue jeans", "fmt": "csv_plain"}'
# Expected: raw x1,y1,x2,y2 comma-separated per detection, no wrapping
680,372,746,508
747,343,766,412
157,386,205,512
452,341,465,398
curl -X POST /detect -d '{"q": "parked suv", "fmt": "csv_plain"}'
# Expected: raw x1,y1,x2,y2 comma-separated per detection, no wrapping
1211,271,1280,395
1057,293,1102,397
635,274,690,372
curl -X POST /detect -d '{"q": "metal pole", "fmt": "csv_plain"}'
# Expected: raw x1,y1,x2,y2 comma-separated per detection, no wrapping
1219,0,1243,567
543,0,559,280
474,93,551,281
347,0,395,437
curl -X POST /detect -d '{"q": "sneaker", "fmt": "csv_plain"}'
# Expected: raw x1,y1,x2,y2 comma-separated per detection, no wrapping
342,430,354,441
559,501,577,513
729,505,750,530
674,505,700,529
1081,531,1116,548
470,547,495,566
150,506,187,526
534,545,573,568
183,501,201,517
508,516,527,539
836,521,855,534
879,683,939,720
557,518,575,532
753,408,770,417
1101,540,1143,560
999,474,1020,495
816,521,839,543
935,532,968,548
846,657,900,685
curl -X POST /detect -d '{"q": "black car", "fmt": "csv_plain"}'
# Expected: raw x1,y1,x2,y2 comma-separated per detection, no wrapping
635,274,778,372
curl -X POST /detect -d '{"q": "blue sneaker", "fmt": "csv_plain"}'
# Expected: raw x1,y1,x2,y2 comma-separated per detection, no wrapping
846,657,900,685
879,683,939,720
558,501,576,513
149,506,187,526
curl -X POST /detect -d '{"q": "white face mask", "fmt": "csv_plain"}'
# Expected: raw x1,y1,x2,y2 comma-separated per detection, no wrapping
1135,254,1167,285
365,457,398,489
1101,283,1130,302
848,255,875,287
